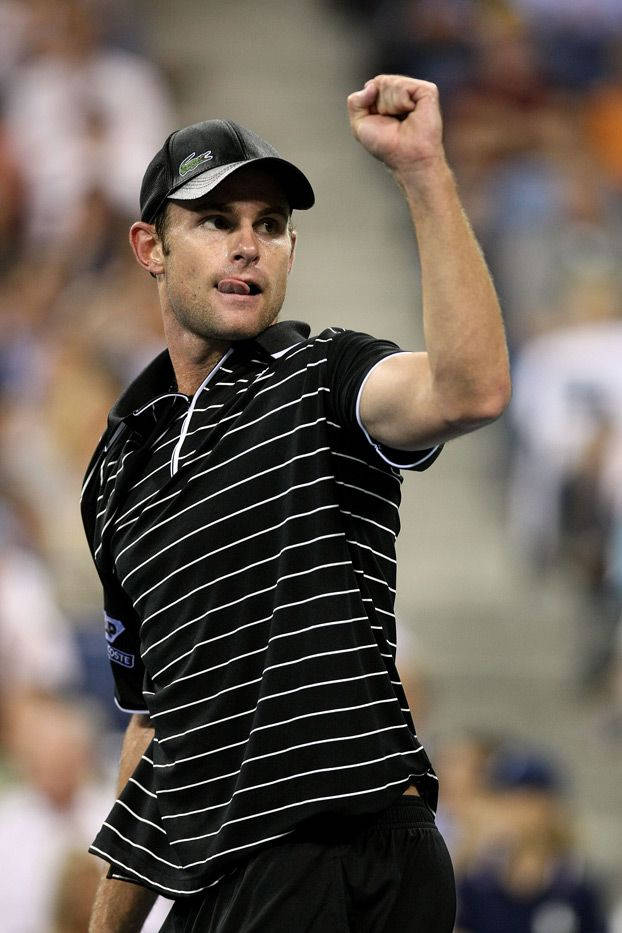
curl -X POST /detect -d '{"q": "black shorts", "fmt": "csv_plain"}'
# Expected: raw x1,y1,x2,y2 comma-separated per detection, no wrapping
161,796,456,932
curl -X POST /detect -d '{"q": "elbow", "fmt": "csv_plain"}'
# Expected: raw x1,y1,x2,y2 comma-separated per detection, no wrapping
476,377,512,422
442,376,512,431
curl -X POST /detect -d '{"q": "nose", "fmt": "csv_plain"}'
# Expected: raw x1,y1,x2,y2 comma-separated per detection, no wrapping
230,223,259,265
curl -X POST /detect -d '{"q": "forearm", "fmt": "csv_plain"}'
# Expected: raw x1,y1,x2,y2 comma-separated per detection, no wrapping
89,714,157,933
395,158,510,424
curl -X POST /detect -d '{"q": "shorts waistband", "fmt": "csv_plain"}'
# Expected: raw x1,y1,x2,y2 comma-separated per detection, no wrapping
291,795,435,845
373,795,436,828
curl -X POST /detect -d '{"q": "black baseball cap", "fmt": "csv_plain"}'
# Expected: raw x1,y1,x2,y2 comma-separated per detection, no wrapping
139,119,315,223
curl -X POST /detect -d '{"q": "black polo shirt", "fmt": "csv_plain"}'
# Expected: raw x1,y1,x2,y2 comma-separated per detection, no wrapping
81,320,442,897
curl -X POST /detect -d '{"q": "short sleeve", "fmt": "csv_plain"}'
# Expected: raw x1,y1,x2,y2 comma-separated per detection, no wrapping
102,575,148,714
325,329,442,471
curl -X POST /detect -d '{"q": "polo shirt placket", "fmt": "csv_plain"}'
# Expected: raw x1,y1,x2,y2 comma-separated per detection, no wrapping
81,321,442,897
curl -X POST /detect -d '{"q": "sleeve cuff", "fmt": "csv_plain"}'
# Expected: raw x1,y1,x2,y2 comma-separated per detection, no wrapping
355,354,443,471
114,697,149,715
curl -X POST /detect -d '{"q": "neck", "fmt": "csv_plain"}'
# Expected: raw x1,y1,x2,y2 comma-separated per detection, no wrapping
169,341,229,395
161,312,230,395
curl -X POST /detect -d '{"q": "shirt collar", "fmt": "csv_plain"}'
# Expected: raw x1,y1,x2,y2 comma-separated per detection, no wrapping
108,320,311,429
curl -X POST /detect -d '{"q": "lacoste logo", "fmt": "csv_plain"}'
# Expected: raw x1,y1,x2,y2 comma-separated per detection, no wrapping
107,645,135,668
179,150,213,176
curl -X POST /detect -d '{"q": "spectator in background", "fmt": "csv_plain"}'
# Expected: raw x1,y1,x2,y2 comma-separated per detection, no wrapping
512,0,622,89
0,488,80,779
509,268,622,684
0,693,174,931
3,0,173,250
455,748,608,933
433,731,502,875
366,0,477,100
0,695,110,932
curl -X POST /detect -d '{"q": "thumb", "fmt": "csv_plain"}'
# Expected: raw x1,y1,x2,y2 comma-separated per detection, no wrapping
347,81,377,126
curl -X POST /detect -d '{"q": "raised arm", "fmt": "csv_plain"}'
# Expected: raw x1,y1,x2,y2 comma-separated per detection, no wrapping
347,75,511,451
89,714,157,933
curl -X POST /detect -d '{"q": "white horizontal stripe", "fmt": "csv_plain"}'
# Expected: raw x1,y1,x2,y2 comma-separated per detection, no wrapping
157,767,242,794
160,697,395,775
117,438,331,566
115,799,167,835
346,538,397,565
165,750,411,820
180,829,294,870
152,634,372,725
171,777,411,845
114,487,161,527
150,507,340,675
123,453,332,585
101,822,181,868
355,570,395,593
136,522,340,607
158,669,389,748
158,682,262,744
159,723,411,794
128,777,157,799
152,736,248,765
335,480,399,512
267,614,367,645
224,387,329,439
248,697,398,738
132,392,187,418
142,556,350,627
94,506,122,558
189,401,225,414
181,415,328,488
258,669,389,705
89,846,209,894
241,723,417,772
339,508,396,537
331,450,401,482
165,615,365,691
253,358,327,400
142,577,358,661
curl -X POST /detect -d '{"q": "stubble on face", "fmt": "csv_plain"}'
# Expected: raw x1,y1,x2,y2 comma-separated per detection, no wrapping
156,167,296,352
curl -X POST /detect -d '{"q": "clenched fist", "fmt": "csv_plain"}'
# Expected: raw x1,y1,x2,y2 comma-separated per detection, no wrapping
347,75,445,177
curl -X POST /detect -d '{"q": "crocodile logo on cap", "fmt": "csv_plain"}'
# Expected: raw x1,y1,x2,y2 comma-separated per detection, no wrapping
179,150,213,177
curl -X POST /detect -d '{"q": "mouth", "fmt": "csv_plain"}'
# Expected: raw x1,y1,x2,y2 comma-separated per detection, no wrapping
216,277,263,297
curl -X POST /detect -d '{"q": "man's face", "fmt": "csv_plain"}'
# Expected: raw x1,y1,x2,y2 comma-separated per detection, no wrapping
156,166,296,344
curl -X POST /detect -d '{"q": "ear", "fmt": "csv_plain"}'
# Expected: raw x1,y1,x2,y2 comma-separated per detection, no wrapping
287,228,297,274
129,222,165,277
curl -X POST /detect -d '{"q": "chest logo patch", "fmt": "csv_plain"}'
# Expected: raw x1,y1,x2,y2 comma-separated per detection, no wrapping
104,612,125,644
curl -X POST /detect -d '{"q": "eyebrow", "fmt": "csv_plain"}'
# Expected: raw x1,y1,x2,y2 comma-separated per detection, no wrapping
197,202,289,218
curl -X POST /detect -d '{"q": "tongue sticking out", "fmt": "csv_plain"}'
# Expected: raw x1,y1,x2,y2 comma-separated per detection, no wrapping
217,278,251,295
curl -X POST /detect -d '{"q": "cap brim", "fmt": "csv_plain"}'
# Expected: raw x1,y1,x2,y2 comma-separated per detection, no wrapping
168,157,315,210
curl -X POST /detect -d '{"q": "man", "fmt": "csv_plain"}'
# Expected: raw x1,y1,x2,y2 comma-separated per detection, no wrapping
82,75,510,931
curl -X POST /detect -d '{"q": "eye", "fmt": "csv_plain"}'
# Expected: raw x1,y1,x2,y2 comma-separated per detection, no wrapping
201,215,230,230
257,217,284,234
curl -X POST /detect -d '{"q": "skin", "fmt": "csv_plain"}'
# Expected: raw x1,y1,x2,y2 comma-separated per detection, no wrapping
130,166,297,394
92,73,510,930
348,75,511,449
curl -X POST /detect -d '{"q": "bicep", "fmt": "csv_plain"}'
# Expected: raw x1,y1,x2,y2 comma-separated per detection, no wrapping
359,350,500,449
358,351,454,450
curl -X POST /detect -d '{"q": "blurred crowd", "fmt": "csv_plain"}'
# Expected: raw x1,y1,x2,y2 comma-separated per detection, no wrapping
0,0,173,928
334,0,622,716
0,0,621,929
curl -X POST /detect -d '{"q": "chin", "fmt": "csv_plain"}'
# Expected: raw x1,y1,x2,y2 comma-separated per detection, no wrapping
215,311,279,342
